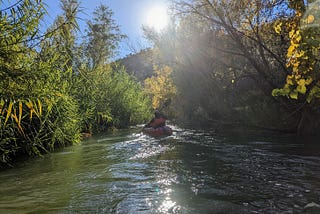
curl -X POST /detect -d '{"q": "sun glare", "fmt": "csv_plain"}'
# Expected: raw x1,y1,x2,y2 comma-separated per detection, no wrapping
145,5,169,32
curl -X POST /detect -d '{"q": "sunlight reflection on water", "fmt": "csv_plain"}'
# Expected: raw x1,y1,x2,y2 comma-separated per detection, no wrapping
158,195,177,213
0,127,320,213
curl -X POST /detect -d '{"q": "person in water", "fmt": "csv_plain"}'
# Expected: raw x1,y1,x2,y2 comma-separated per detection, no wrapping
144,110,167,129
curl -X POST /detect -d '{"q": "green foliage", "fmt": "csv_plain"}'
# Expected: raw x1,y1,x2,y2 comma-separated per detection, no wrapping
74,64,152,132
84,4,126,68
141,0,302,129
272,2,320,104
0,94,81,166
0,0,150,167
107,65,152,127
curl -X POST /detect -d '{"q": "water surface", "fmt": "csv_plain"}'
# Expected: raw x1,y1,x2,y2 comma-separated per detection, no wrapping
0,126,320,213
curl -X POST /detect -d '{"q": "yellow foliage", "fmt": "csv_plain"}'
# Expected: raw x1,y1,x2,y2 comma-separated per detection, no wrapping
37,99,42,117
297,78,305,85
11,108,24,135
297,84,307,94
289,29,295,38
289,90,298,99
0,98,46,135
274,22,282,34
273,9,319,102
286,75,294,85
4,101,13,126
0,98,4,114
287,45,296,59
306,15,315,24
18,101,22,128
25,99,34,120
305,77,313,85
144,65,177,109
295,50,305,58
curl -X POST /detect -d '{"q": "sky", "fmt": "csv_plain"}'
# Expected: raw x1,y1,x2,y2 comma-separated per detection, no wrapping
44,0,170,59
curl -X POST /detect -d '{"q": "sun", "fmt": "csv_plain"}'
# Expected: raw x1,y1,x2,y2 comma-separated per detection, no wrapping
145,5,169,32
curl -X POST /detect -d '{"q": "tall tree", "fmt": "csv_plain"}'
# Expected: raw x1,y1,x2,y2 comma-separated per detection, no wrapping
0,0,82,167
144,66,177,110
143,0,307,129
51,0,79,71
85,4,126,69
171,0,293,91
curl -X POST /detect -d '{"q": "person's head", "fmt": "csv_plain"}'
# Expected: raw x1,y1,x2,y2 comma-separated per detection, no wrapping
154,110,161,118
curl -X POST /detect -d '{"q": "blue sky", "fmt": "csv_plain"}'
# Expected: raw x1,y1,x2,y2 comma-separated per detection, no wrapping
44,0,170,59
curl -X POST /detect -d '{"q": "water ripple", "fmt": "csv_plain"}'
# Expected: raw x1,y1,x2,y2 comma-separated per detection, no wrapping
0,127,319,213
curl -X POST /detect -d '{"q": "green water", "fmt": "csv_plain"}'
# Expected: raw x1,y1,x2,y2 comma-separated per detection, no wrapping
0,126,320,213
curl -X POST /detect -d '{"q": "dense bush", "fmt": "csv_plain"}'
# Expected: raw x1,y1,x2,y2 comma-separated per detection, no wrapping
0,0,152,168
74,64,152,133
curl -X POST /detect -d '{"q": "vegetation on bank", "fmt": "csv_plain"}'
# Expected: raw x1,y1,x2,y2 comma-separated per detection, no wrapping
144,65,177,110
138,0,320,135
0,0,152,168
2,0,320,168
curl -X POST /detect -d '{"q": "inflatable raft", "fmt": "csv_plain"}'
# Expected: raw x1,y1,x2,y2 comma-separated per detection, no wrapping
143,126,173,137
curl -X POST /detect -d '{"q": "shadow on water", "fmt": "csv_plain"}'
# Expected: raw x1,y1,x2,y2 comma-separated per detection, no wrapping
0,125,319,213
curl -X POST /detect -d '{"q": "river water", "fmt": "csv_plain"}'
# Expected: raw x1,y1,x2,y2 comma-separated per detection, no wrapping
0,126,320,213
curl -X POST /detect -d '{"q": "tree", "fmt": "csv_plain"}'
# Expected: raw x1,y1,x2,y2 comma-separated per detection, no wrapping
142,0,298,128
273,0,320,102
144,66,177,110
0,0,45,87
0,0,82,167
171,0,293,90
0,0,152,168
272,0,320,135
84,4,126,69
42,0,80,73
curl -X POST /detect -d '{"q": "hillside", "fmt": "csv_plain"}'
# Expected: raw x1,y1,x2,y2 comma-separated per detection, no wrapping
117,48,156,81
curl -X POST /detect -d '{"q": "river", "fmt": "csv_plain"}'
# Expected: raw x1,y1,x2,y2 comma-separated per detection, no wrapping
0,125,320,213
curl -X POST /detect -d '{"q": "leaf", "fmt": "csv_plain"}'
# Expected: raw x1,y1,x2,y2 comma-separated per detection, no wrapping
0,98,4,114
37,99,42,117
295,50,305,58
297,79,306,86
287,45,296,58
289,90,298,99
307,94,312,103
274,22,282,34
4,101,13,126
295,33,302,43
289,29,295,38
25,99,34,120
272,89,281,96
286,75,294,85
45,98,53,114
297,84,307,94
11,106,24,135
18,101,22,126
305,77,313,85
